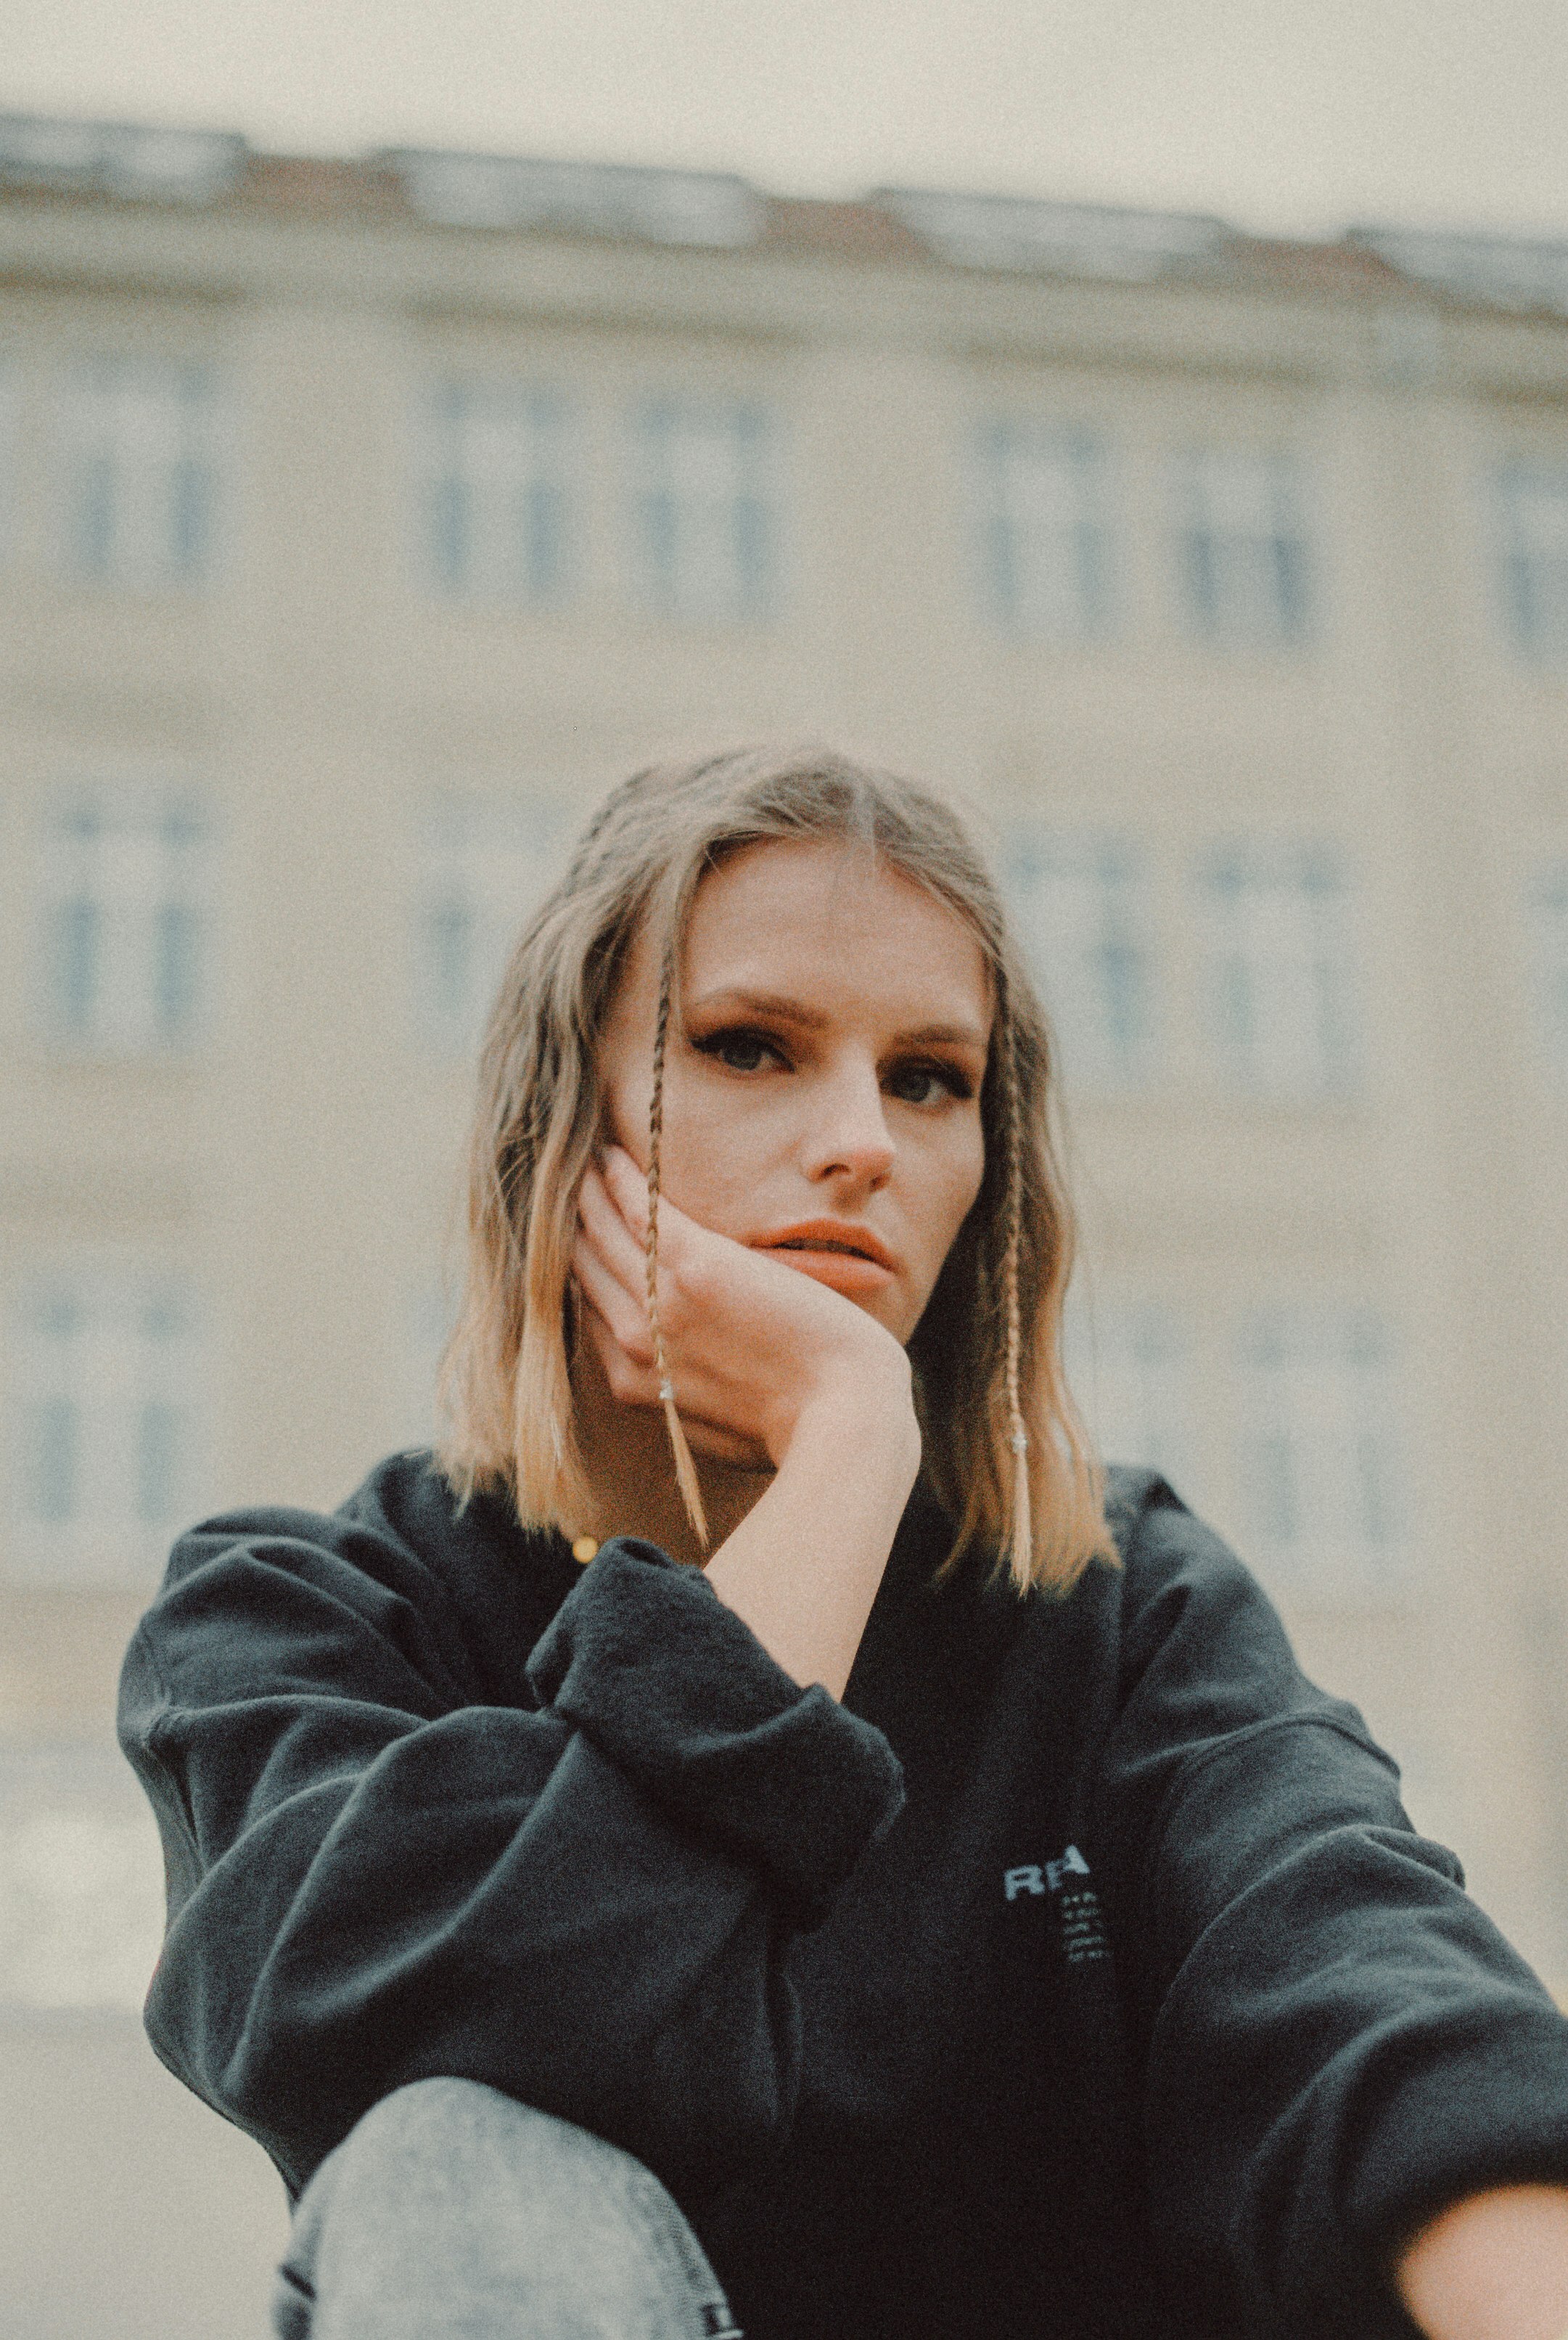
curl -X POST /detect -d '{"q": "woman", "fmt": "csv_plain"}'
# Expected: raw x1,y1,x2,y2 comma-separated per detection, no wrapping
120,746,1568,2340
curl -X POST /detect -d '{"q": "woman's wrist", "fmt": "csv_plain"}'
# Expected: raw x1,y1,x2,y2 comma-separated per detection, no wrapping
705,1350,921,1697
780,1347,920,1482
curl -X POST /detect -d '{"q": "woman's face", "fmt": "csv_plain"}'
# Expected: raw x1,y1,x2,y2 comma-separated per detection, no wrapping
598,838,992,1346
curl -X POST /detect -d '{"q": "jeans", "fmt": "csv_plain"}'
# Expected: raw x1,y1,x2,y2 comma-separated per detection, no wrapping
272,2078,742,2339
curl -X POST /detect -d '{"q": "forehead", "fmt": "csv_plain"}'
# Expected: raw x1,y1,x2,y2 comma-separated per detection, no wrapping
681,836,992,1026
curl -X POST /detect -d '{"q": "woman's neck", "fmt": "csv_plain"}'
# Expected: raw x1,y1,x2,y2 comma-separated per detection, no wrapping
569,1349,773,1566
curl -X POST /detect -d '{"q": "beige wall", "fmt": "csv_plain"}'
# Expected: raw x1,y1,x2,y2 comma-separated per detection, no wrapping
1,155,1567,2333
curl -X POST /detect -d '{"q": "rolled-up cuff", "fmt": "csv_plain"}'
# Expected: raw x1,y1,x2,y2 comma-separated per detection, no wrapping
526,1537,905,1928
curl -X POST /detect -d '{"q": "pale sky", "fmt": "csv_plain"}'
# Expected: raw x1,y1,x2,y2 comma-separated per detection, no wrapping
1,0,1565,242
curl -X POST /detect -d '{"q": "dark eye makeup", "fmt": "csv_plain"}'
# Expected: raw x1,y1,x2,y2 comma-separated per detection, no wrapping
691,1023,976,1104
692,1025,789,1074
886,1058,976,1105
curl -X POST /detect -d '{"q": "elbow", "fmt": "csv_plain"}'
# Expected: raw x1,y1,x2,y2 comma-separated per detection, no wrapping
143,1908,805,2208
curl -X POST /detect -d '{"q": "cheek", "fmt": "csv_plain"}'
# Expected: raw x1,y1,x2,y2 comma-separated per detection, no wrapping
654,1068,777,1230
944,1119,988,1232
913,1119,988,1276
602,1069,650,1158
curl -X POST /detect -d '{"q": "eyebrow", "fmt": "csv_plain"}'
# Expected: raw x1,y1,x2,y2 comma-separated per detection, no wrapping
684,988,991,1053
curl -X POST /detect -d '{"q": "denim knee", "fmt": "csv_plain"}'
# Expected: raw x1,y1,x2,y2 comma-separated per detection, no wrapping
274,2079,739,2340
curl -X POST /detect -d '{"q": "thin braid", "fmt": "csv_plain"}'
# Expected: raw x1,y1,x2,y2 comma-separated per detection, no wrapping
645,933,710,1550
1000,999,1033,1578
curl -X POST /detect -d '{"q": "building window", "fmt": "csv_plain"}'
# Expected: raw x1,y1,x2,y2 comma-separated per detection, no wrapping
1009,832,1154,1089
415,798,565,1055
0,1743,164,2013
975,422,1110,641
36,783,210,1055
1497,462,1568,664
1174,448,1312,647
1527,860,1568,1079
4,1270,205,1587
1063,1298,1198,1502
417,380,570,604
0,361,17,562
1236,1307,1402,1595
1197,840,1357,1095
59,357,222,589
631,399,777,622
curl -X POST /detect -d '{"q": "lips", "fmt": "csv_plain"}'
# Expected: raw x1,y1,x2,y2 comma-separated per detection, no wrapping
750,1220,899,1296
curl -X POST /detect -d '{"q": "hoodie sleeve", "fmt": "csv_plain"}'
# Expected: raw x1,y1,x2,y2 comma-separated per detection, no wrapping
118,1510,903,2202
1096,1478,1568,2340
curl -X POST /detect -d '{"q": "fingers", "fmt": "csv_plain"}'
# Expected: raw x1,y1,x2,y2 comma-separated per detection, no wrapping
572,1241,665,1415
578,1161,649,1293
580,1148,766,1445
575,1160,662,1412
575,1301,660,1411
575,1230,747,1441
572,1225,653,1368
587,1150,720,1321
600,1145,650,1236
599,1145,704,1247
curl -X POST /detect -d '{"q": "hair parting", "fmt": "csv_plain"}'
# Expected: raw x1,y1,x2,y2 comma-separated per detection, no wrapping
644,927,710,1549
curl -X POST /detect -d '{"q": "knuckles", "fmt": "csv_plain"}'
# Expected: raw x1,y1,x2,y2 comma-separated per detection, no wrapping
603,1348,654,1402
662,1250,719,1312
614,1315,655,1367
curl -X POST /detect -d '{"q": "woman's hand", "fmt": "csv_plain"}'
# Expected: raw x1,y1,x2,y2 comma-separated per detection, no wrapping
572,1145,914,1471
573,1145,921,1693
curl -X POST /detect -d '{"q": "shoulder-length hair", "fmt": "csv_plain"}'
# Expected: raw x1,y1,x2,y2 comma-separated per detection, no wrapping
436,745,1116,1597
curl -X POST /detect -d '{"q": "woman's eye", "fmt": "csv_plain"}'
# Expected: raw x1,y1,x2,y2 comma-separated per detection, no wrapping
887,1060,971,1105
699,1028,784,1073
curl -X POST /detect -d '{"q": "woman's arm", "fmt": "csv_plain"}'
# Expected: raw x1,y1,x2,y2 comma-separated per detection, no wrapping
1396,2185,1568,2340
574,1148,923,1699
1088,1478,1568,2336
120,1468,903,2201
702,1365,921,1699
124,1151,923,2200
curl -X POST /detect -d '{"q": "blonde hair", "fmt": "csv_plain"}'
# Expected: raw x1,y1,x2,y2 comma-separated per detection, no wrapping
436,745,1117,1596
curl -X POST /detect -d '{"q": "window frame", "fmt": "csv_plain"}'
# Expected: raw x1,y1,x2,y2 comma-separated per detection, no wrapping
1172,444,1315,650
1196,837,1359,1099
628,394,781,626
1234,1304,1405,1601
4,1264,209,1590
413,794,568,1059
57,353,226,592
415,376,573,608
1062,1294,1200,1503
32,778,213,1061
1006,827,1157,1092
1495,457,1568,667
974,417,1114,645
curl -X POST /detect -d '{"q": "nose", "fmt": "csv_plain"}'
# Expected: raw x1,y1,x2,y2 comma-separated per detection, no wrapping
799,1058,895,1195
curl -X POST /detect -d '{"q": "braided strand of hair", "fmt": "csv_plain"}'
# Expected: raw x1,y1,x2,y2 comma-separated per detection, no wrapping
1000,998,1033,1579
645,930,710,1550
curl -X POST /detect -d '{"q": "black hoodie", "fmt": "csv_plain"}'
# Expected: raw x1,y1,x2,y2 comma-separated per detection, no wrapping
118,1454,1568,2339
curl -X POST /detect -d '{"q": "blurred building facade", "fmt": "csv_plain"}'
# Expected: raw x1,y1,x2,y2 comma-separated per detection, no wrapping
1,112,1567,2333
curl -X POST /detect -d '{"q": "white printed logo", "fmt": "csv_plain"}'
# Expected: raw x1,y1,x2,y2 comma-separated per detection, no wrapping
1003,1843,1091,1900
1003,1844,1110,1964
